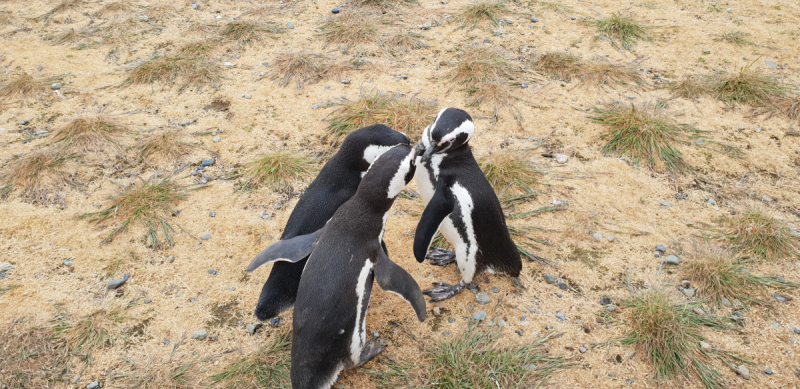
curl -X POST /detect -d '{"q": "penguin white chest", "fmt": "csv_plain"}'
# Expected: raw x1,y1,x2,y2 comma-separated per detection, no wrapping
415,155,444,204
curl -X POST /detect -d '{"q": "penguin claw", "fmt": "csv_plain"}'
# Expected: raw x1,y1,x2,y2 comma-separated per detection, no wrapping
357,337,386,366
425,248,456,266
422,281,465,302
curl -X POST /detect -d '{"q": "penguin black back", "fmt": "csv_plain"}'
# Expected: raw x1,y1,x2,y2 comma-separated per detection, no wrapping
252,124,410,320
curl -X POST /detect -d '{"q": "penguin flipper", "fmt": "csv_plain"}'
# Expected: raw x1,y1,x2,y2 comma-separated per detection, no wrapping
374,249,427,322
413,183,455,263
247,228,325,272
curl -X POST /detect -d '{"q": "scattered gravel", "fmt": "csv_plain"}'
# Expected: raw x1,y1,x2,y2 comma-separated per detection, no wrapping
86,382,99,389
213,136,221,142
51,83,62,90
607,236,615,242
558,282,568,290
721,298,732,307
475,292,491,305
448,318,455,323
591,232,603,240
555,154,569,164
579,347,587,353
515,329,523,336
473,311,487,321
605,306,617,313
656,245,666,252
764,368,773,375
192,329,208,340
63,259,73,266
600,297,611,305
144,299,152,304
202,159,215,166
107,274,130,290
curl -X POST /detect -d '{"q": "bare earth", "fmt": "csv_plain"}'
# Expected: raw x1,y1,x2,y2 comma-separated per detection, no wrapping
1,0,799,388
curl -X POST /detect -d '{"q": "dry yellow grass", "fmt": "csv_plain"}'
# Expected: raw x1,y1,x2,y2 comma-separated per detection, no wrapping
269,52,354,92
50,117,126,153
0,72,60,101
325,90,438,142
319,12,382,54
0,147,74,206
136,130,196,168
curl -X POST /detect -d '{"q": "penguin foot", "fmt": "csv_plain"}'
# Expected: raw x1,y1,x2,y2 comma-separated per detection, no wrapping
426,248,456,266
357,337,386,367
423,280,466,302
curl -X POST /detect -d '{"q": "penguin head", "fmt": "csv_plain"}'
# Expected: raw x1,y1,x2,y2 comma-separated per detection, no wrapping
358,144,419,202
419,108,474,160
338,124,411,173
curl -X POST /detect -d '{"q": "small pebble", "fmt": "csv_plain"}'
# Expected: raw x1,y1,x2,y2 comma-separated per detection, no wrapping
600,297,611,305
764,368,773,375
63,259,73,266
761,195,772,202
475,292,491,305
18,120,29,125
700,341,711,351
208,269,218,275
591,232,603,240
579,346,587,353
242,94,252,99
202,159,215,166
626,379,634,385
660,202,671,207
213,136,221,142
721,298,732,307
448,317,455,323
693,308,705,315
332,7,340,13
287,22,294,29
736,365,750,380
168,256,175,263
773,292,792,303
51,83,62,90
707,198,717,205
765,60,778,69
189,297,196,302
86,382,99,389
702,49,710,54
138,15,149,21
570,16,576,20
654,251,661,257
191,330,207,340
311,104,319,109
558,283,567,290
770,322,780,328
726,8,732,12
144,299,152,304
491,287,499,293
473,311,487,321
663,255,680,265
680,287,695,298
209,211,216,217
607,236,615,242
372,329,379,338
246,323,261,334
793,327,800,335
555,154,569,164
72,375,81,384
515,329,523,336
556,312,566,321
270,317,281,326
608,372,617,378
107,274,130,290
192,2,199,9
521,83,528,88
530,16,539,22
544,274,556,284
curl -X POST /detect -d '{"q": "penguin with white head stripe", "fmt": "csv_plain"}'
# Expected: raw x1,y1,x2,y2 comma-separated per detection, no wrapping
250,124,410,321
248,144,426,389
413,108,522,301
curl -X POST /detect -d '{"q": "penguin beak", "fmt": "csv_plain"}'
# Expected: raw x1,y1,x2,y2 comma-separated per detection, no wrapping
413,143,426,158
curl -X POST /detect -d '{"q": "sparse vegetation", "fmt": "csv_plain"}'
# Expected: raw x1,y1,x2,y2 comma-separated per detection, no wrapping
35,0,83,21
269,52,353,92
352,0,417,8
670,76,711,99
128,42,220,91
0,72,61,101
211,332,291,388
714,31,756,46
0,323,68,387
615,288,747,389
593,13,652,50
136,131,195,167
0,148,74,206
319,12,380,54
0,10,16,26
712,67,788,107
95,1,131,16
325,90,438,143
480,152,542,194
448,47,531,113
221,20,285,44
236,151,314,191
50,117,126,153
53,310,120,357
78,177,187,249
118,358,202,389
712,210,800,262
533,52,582,81
534,53,643,87
457,1,509,29
683,248,797,307
384,31,428,56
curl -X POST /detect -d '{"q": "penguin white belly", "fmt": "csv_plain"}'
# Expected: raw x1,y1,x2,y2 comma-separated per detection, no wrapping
414,158,436,204
350,260,373,365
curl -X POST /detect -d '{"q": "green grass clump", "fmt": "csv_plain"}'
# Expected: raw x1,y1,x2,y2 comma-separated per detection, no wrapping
684,250,797,307
714,210,800,262
714,31,756,46
427,324,572,387
457,1,509,29
238,151,314,191
128,42,219,91
211,332,291,388
78,178,187,249
325,90,438,144
221,20,285,44
616,289,747,389
591,103,699,172
269,52,353,92
480,152,542,194
53,310,119,356
593,13,651,50
50,117,126,153
712,67,788,107
0,148,74,206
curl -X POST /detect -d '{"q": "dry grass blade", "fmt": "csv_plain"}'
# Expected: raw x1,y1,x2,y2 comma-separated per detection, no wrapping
136,131,195,167
236,151,314,191
128,42,220,91
428,323,573,387
579,59,644,87
118,358,202,389
0,72,62,101
0,147,74,206
714,31,755,46
221,20,285,44
670,76,711,99
712,66,788,107
325,90,438,143
533,52,582,81
0,323,68,387
615,289,747,389
591,103,701,172
210,332,291,388
480,152,542,194
52,310,121,357
712,210,800,262
269,52,353,92
51,117,126,153
457,1,509,29
384,30,428,56
35,0,83,21
593,13,652,50
0,10,16,26
78,178,187,249
95,2,131,16
448,47,531,111
684,248,797,307
777,94,800,123
352,0,417,7
319,12,380,53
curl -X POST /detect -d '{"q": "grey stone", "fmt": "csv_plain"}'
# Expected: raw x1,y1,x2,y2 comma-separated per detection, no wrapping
311,104,319,109
341,79,351,84
762,195,772,202
442,331,450,336
663,255,680,265
693,308,705,315
107,274,130,290
756,128,762,133
270,317,281,326
764,368,773,375
246,323,262,334
287,22,294,29
592,232,603,240
793,327,800,334
544,274,556,284
242,94,252,99
201,234,211,240
208,269,218,275
515,329,523,336
707,198,717,205
491,287,499,293
700,341,711,351
558,282,567,290
138,15,149,21
555,154,569,164
213,136,221,142
608,372,617,378
736,365,750,380
473,311,487,321
599,36,613,43
721,298,732,307
579,346,587,353
570,16,576,20
774,292,793,303
202,159,215,166
770,322,780,328
660,202,671,207
448,317,455,323
654,251,662,257
766,60,778,69
209,211,216,217
191,330,207,340
144,299,152,304
72,375,81,384
332,7,340,13
607,236,615,242
86,382,99,389
521,83,528,88
192,2,199,9
18,120,29,125
51,83,62,90
556,312,566,321
475,292,491,305
188,297,196,302
600,297,611,305
727,8,732,12
530,16,539,22
63,259,73,266
372,329,379,338
680,287,695,298
168,256,175,263
419,23,431,30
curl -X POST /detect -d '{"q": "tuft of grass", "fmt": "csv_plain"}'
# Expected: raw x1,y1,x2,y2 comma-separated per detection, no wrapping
616,289,747,389
591,103,701,172
713,210,800,262
714,31,755,46
128,42,220,91
670,76,711,99
221,20,285,44
777,94,800,124
0,148,74,206
351,0,417,8
325,90,438,144
593,13,652,50
480,152,542,194
52,310,119,357
683,249,797,307
136,131,195,167
711,66,788,107
50,117,126,153
509,225,554,265
384,31,428,56
78,177,187,249
532,0,573,14
0,323,68,387
533,52,582,81
35,0,83,21
0,10,17,26
269,52,354,92
427,323,573,387
448,47,530,112
579,59,644,87
0,72,62,101
211,332,291,388
457,1,509,29
95,2,131,16
236,151,314,191
319,12,380,54
364,360,418,388
118,358,201,389
53,28,81,45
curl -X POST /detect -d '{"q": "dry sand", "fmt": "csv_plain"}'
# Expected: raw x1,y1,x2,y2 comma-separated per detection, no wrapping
1,0,800,388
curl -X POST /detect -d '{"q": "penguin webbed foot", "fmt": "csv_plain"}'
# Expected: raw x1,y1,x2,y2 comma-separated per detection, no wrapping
425,247,456,266
357,337,386,367
422,280,466,302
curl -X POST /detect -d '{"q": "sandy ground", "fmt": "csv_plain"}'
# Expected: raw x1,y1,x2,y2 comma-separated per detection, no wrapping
1,0,800,388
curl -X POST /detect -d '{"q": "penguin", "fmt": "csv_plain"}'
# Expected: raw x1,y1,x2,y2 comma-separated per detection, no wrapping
412,107,522,301
251,124,410,321
247,144,426,389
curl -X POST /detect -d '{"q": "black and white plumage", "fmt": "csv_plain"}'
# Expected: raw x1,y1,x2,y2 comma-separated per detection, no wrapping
413,108,522,301
249,125,410,321
246,144,426,389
